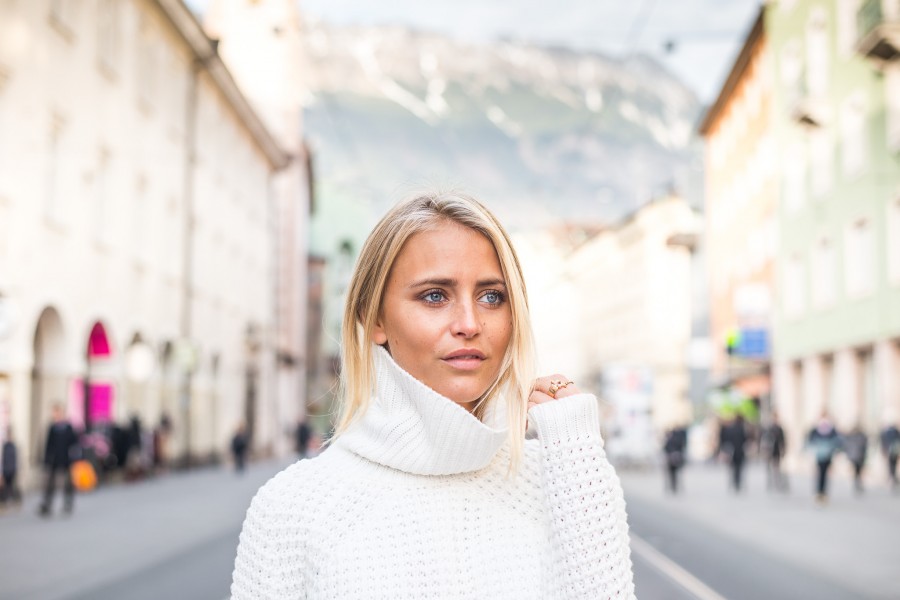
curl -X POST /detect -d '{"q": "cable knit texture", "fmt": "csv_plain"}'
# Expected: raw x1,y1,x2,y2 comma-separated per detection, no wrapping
231,347,635,599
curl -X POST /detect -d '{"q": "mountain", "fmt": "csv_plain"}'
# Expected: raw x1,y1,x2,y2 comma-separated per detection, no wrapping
299,20,704,236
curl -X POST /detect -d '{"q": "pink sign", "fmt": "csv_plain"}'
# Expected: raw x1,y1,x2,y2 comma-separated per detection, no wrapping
68,378,115,426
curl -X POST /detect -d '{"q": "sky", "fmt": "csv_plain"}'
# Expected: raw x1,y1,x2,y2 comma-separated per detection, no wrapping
189,0,763,103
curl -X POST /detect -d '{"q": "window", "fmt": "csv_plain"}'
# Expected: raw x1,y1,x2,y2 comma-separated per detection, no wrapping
845,219,875,298
49,0,76,37
44,114,66,225
889,197,900,285
806,8,829,97
811,237,837,309
887,64,900,152
133,175,148,264
783,254,806,317
809,129,833,197
836,0,859,58
135,18,158,111
784,142,807,214
93,148,111,245
841,93,867,177
97,0,121,75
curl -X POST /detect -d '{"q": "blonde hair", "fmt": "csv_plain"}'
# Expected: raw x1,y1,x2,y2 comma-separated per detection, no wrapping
334,189,535,472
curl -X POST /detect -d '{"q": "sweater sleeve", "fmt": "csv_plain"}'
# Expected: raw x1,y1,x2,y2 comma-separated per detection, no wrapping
230,485,306,600
528,394,636,599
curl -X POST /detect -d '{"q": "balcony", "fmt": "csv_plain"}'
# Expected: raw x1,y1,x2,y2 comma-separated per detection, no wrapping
857,0,900,62
786,75,827,128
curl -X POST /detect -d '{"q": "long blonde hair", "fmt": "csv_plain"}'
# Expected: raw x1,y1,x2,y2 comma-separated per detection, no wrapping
334,189,535,471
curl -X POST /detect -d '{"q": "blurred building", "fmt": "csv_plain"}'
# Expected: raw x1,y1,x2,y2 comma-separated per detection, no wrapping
698,10,777,409
203,0,314,456
766,0,900,465
518,195,699,463
0,0,294,483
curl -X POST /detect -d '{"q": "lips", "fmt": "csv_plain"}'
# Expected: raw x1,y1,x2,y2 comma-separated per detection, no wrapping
442,348,486,371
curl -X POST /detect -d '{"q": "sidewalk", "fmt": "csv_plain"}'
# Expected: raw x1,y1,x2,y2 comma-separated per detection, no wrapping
619,461,900,599
0,458,291,600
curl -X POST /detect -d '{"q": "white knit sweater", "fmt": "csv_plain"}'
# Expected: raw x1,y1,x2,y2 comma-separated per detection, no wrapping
231,348,635,599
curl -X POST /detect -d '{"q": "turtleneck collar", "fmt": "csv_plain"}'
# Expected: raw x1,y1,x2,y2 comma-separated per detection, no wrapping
334,346,509,476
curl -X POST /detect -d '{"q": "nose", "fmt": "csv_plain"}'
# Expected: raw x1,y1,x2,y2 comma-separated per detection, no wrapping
451,300,481,338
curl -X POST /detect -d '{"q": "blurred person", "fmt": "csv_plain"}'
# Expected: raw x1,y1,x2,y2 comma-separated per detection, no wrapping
719,413,748,493
762,412,787,492
843,425,868,495
880,423,900,491
294,418,311,459
1,428,22,507
38,403,79,517
231,422,249,473
663,426,687,494
807,412,841,505
230,190,636,598
152,413,172,473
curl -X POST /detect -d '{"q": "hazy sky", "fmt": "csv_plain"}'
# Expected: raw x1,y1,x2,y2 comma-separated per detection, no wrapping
190,0,762,103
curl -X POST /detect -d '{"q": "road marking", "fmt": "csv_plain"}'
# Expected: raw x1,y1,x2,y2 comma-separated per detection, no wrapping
630,533,727,600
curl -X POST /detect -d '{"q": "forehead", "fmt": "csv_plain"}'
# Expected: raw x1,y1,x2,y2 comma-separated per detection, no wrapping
390,220,503,280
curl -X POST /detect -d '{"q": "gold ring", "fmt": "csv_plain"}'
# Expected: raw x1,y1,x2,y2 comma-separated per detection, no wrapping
547,380,574,398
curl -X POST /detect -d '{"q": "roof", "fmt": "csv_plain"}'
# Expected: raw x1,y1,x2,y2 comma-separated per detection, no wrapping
153,0,289,169
697,7,765,136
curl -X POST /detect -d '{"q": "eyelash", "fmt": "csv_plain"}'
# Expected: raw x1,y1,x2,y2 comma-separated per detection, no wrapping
419,289,506,307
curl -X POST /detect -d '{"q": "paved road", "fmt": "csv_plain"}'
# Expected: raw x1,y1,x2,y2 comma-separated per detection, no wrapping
1,457,896,599
0,461,283,600
620,462,900,600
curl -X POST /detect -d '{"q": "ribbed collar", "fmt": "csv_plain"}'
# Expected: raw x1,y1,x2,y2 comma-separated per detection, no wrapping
334,346,509,476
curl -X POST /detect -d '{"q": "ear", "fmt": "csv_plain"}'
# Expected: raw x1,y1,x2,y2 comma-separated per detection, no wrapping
372,318,388,346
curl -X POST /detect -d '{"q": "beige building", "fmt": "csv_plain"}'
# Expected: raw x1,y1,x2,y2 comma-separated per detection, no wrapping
698,10,777,406
0,0,292,483
517,196,698,460
204,0,314,455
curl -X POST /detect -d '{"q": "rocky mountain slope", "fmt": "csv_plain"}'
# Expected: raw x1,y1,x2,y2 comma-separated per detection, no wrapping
299,20,704,232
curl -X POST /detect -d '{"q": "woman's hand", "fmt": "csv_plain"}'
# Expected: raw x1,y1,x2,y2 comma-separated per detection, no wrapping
528,375,581,412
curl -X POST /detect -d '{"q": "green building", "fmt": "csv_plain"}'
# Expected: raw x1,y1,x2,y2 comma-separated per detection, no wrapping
767,0,900,465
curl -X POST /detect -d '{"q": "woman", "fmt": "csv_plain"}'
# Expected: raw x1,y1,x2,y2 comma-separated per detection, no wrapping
231,190,635,599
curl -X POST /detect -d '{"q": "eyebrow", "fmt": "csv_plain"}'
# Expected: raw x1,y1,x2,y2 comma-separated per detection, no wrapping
407,277,506,289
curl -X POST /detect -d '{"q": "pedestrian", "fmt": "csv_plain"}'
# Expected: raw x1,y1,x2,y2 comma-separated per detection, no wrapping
663,426,687,494
762,412,787,492
231,422,248,473
719,413,748,493
38,403,79,517
230,190,636,598
152,413,172,473
1,428,21,507
843,425,868,495
294,418,312,459
880,422,900,491
807,411,841,505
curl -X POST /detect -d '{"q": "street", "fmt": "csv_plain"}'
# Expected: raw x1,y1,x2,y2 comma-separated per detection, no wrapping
1,458,897,599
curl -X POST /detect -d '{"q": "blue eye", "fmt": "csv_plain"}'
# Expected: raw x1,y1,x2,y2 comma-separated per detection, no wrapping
422,291,446,304
480,290,504,305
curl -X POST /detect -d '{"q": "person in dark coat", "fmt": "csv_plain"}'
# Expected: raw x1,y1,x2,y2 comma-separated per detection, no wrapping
294,419,312,459
880,423,900,492
1,428,21,506
662,427,687,494
843,425,868,495
39,403,79,516
718,414,749,492
808,412,841,505
231,422,249,473
762,412,787,492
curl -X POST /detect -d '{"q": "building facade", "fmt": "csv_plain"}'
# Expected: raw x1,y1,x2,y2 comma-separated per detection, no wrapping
767,0,900,467
203,0,314,456
517,196,698,463
699,10,778,409
0,0,290,483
